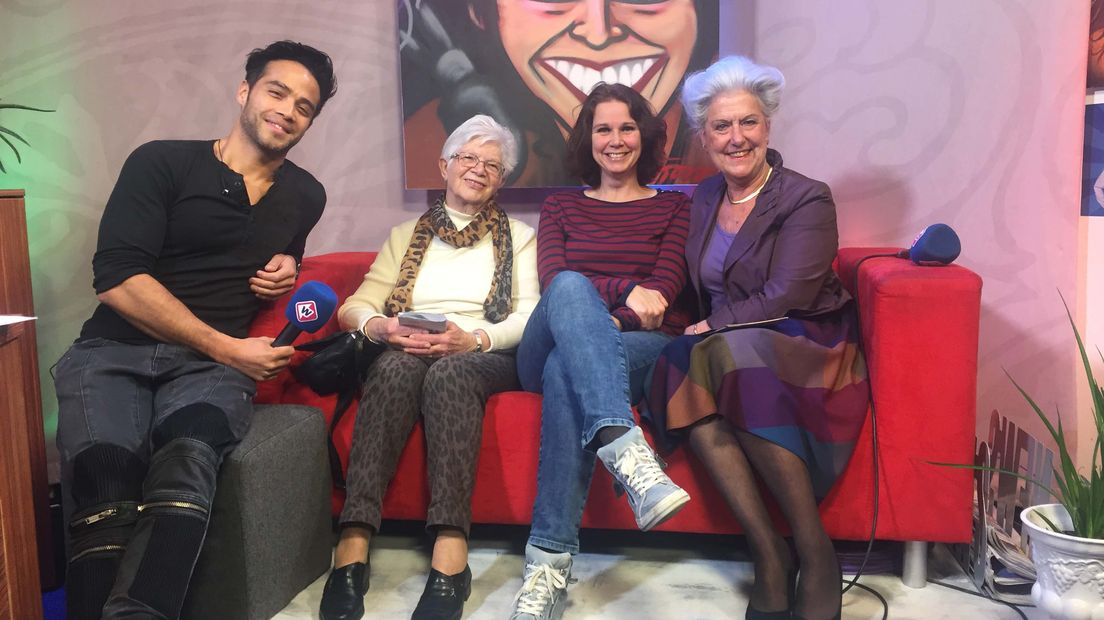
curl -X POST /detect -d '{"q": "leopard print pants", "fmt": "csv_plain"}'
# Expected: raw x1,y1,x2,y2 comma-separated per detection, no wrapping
339,349,519,535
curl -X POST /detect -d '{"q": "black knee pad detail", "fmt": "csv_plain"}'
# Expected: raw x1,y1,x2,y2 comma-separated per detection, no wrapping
128,512,207,618
144,437,220,512
152,402,234,452
70,443,145,509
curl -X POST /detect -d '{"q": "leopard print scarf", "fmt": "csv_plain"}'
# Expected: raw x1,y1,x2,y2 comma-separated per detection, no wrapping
384,197,513,323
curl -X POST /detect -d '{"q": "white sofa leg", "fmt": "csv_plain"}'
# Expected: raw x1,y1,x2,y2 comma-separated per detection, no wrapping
901,541,928,588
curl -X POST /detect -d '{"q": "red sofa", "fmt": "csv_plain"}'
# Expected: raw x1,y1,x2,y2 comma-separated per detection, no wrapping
249,248,982,580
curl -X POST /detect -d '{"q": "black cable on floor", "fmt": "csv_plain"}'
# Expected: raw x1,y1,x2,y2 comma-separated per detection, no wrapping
838,252,898,620
929,578,1031,620
847,581,890,620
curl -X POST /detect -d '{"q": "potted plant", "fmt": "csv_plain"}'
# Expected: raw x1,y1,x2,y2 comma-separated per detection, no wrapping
977,298,1104,619
0,100,53,173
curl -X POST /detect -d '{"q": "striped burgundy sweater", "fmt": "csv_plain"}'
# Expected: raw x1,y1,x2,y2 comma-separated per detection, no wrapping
536,189,694,335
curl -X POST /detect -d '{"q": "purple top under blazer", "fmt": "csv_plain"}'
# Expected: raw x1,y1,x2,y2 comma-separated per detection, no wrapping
687,148,852,328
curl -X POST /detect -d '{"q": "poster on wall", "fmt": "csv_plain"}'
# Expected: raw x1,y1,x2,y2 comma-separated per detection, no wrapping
1083,103,1104,217
1092,0,1104,89
397,0,719,188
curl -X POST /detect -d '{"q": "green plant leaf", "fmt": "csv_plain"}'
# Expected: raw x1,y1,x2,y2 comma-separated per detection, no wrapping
0,125,30,147
0,100,54,173
0,103,54,113
927,461,1062,500
0,133,22,164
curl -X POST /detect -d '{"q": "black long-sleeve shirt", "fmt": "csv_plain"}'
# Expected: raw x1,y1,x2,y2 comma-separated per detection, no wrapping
79,140,326,343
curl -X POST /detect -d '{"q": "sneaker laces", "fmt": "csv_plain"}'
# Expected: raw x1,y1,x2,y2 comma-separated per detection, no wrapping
513,563,568,615
611,444,667,498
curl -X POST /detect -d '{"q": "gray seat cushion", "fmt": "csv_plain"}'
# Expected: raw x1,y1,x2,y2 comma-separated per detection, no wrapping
183,404,333,620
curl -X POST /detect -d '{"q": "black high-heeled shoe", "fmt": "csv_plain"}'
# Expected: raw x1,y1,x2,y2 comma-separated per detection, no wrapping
319,560,371,620
411,564,471,620
746,567,797,620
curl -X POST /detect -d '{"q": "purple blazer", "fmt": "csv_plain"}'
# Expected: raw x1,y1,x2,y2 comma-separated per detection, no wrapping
687,149,851,328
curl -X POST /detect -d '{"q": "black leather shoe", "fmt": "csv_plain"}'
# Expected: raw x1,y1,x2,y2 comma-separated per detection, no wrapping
319,560,370,620
410,565,471,620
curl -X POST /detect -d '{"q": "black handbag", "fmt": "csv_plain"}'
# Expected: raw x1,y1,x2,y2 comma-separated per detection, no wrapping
293,330,385,488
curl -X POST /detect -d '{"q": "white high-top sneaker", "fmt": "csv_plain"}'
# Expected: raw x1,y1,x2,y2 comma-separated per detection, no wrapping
508,544,572,620
596,426,690,531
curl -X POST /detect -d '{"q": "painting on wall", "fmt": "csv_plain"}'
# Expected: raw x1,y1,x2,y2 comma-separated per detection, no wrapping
397,0,719,189
1092,0,1104,89
1082,103,1104,216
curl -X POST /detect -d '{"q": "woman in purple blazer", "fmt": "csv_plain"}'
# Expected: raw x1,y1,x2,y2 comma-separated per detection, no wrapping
647,56,869,620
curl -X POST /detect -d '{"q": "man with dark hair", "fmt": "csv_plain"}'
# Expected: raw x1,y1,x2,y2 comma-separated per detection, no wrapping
54,40,337,620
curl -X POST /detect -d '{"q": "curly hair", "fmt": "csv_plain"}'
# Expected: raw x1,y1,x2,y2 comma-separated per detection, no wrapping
680,56,785,132
564,83,667,187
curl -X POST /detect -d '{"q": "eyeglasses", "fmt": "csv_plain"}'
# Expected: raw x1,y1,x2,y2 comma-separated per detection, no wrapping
450,152,505,178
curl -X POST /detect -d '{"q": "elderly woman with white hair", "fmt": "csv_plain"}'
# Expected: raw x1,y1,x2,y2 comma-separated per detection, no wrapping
319,114,539,620
647,57,869,620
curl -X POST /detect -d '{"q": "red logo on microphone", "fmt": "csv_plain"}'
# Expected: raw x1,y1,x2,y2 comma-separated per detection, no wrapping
295,301,318,322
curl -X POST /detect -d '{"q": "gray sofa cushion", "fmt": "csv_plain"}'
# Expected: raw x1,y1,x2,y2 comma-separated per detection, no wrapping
183,404,332,620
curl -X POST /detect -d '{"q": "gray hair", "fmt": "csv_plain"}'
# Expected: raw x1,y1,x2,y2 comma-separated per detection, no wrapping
439,114,519,176
680,56,786,132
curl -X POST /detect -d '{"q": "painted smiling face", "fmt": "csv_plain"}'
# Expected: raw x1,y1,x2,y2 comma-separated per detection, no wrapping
496,0,697,128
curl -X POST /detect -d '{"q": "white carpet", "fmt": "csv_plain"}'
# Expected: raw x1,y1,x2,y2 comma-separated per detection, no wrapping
273,532,1043,620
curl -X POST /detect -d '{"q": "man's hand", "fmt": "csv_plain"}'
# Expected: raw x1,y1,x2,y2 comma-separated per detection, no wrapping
212,336,295,382
251,254,298,300
364,316,430,352
625,285,668,331
406,321,478,357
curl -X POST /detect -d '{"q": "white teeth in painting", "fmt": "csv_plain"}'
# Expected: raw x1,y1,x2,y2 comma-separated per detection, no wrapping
547,57,657,93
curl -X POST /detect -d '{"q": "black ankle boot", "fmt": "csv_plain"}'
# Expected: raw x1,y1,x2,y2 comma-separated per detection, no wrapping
411,565,471,620
320,561,370,620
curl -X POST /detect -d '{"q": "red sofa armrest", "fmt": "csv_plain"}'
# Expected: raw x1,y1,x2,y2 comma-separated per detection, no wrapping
826,248,982,543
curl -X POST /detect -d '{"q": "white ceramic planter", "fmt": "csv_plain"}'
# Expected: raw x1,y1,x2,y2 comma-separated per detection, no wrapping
1022,504,1104,620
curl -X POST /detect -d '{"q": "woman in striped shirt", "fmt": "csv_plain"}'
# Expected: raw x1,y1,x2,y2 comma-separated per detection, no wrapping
508,83,693,620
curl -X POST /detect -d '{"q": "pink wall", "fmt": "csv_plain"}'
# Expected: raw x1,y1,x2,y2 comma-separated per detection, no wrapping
0,1,1089,475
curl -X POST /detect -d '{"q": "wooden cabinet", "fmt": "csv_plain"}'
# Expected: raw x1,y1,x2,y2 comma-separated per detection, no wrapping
0,189,52,619
0,321,44,620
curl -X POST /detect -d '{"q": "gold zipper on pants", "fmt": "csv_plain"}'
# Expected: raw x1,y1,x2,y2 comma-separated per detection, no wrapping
71,544,125,563
137,496,207,511
72,506,118,527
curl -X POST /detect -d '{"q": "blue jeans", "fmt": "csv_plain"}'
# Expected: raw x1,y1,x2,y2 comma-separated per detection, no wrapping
517,271,672,553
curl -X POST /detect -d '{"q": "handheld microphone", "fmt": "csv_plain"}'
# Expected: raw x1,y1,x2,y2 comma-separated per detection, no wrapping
272,281,338,346
896,223,961,265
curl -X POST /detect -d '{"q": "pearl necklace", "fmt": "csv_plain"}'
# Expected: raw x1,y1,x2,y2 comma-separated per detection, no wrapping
727,167,773,204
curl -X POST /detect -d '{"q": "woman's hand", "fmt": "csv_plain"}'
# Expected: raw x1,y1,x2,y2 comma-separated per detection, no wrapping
364,316,430,352
625,285,668,330
406,321,478,357
684,320,711,336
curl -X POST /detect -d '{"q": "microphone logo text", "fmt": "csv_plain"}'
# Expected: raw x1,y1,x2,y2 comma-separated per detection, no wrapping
295,300,319,322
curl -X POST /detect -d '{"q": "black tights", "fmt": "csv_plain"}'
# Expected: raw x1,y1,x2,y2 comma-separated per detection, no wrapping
686,416,840,620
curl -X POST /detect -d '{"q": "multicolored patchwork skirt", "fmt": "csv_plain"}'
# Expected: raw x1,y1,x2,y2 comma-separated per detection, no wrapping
644,305,870,499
